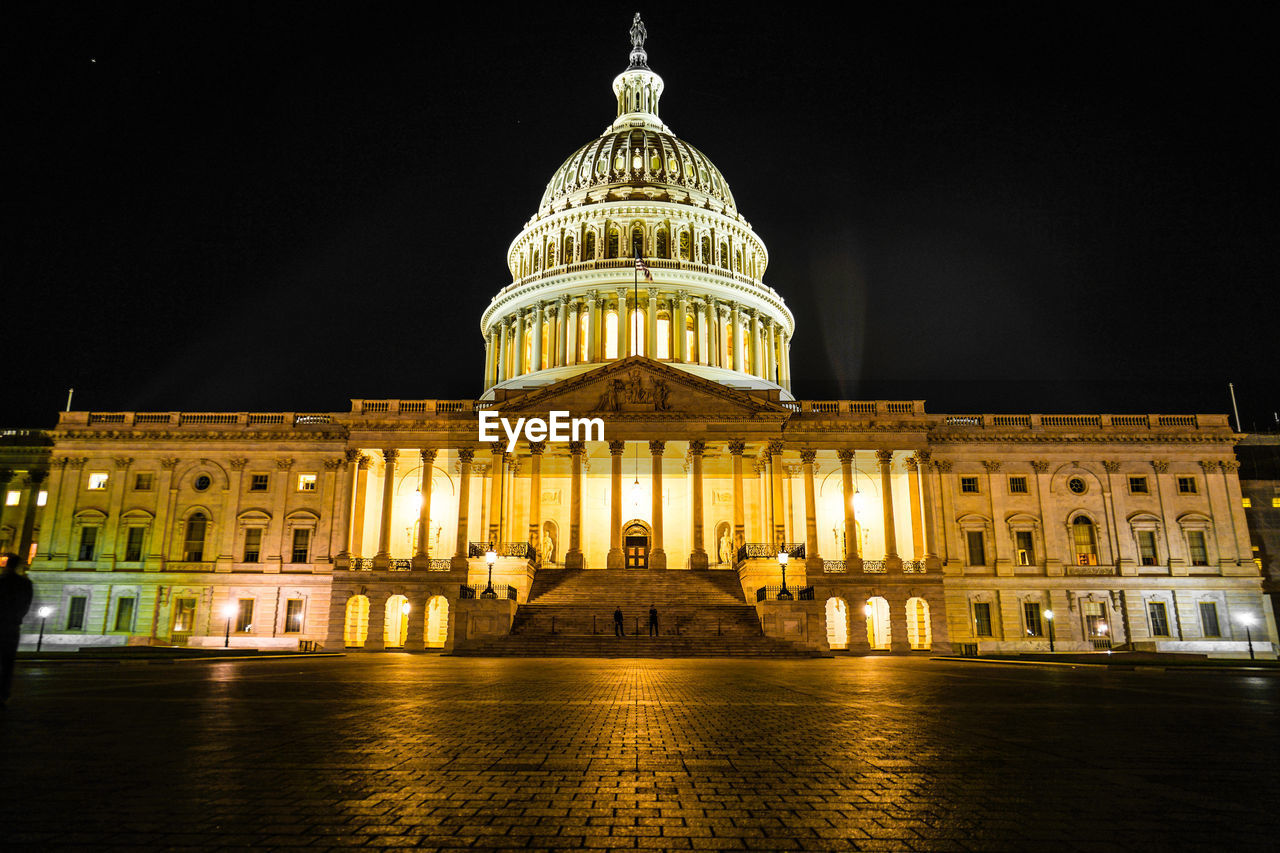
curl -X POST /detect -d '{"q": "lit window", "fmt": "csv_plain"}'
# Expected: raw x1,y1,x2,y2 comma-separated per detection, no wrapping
37,491,48,506
284,599,304,634
172,598,197,633
960,476,980,494
1176,476,1197,494
1023,602,1043,637
4,491,18,506
235,598,254,633
87,472,109,490
184,513,207,562
1072,517,1099,566
1241,497,1251,508
1008,476,1028,494
1128,476,1149,495
1014,531,1034,566
297,474,317,492
1272,497,1280,509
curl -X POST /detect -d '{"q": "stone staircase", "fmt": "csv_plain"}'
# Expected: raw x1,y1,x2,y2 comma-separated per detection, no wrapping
452,568,824,657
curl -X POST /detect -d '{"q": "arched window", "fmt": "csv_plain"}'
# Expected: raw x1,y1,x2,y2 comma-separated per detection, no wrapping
700,236,711,263
426,596,449,648
866,596,891,650
631,226,644,257
906,598,932,650
734,250,742,272
679,231,691,260
1072,516,1099,566
656,229,669,259
384,595,409,648
604,310,619,359
629,309,645,356
606,227,619,259
719,241,729,269
533,250,540,272
184,513,207,562
584,231,597,260
564,235,575,263
578,309,590,361
546,241,556,267
656,315,670,359
344,595,369,647
826,598,849,650
685,315,697,362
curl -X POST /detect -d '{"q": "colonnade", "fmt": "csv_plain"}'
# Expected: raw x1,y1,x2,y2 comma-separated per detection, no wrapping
349,442,938,574
483,290,792,391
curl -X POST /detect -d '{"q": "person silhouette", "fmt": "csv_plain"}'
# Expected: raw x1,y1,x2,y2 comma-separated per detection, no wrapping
613,606,624,637
648,604,659,637
1,553,35,704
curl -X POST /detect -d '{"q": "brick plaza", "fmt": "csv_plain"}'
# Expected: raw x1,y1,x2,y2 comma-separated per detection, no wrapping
3,656,1277,850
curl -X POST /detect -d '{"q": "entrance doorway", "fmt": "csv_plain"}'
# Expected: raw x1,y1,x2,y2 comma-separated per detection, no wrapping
623,520,650,569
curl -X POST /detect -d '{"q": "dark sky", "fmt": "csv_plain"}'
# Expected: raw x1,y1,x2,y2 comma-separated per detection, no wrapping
8,3,1278,430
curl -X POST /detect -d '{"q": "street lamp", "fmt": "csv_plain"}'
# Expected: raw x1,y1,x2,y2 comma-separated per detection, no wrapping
776,550,793,600
1044,609,1055,653
482,547,498,598
37,605,52,652
1238,612,1256,661
222,602,238,648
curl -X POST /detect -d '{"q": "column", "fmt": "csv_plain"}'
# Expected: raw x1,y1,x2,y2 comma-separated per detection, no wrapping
689,439,708,569
731,302,743,372
768,441,786,547
487,449,504,544
530,302,543,372
557,296,570,367
451,448,474,570
17,470,47,564
650,441,666,569
565,300,579,366
877,449,901,570
411,448,436,567
527,441,544,562
513,310,527,377
780,332,791,391
801,450,822,572
695,299,709,365
617,287,632,357
766,319,777,383
483,328,494,388
587,290,600,362
784,464,796,544
374,448,398,568
350,454,370,557
707,299,720,367
750,310,763,377
915,452,940,568
838,449,862,570
675,291,689,362
607,440,625,568
905,456,924,561
728,440,746,548
646,288,658,358
755,458,769,542
497,316,510,382
565,441,585,569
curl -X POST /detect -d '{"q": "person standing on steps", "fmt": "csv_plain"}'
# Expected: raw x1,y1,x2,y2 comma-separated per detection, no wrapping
1,553,35,705
613,606,624,637
649,604,659,637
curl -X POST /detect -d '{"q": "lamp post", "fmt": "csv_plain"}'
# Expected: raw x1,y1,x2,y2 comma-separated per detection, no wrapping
1044,609,1055,653
482,547,498,598
37,606,52,652
776,550,793,600
1238,613,1256,661
222,602,237,648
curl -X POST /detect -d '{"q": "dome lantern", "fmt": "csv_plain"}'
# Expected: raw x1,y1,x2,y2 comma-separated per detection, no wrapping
611,13,665,133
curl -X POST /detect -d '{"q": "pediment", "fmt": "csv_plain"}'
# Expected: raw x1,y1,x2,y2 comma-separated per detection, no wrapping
495,357,791,420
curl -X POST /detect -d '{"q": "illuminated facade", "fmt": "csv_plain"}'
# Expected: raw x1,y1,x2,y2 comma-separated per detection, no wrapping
9,20,1276,658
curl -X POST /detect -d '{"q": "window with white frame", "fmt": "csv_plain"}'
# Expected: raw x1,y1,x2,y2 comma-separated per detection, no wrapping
87,472,109,490
4,491,19,506
296,474,317,492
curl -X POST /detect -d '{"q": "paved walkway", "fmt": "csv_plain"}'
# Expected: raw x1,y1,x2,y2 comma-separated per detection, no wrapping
2,656,1277,850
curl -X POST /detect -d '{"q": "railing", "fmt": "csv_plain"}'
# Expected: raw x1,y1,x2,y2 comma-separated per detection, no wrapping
737,543,805,560
350,399,477,416
823,560,847,573
755,585,815,601
427,559,451,571
1091,638,1113,650
862,560,886,573
163,561,214,572
902,560,927,573
467,541,534,559
798,400,924,417
1067,564,1116,576
388,558,413,571
459,583,516,600
1041,415,1101,427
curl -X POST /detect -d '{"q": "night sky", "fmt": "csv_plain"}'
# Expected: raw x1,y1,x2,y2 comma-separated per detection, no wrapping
9,4,1278,430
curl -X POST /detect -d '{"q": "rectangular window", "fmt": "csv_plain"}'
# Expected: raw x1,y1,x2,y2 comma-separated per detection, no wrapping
77,526,99,561
1014,531,1035,566
284,599,304,633
290,528,311,564
66,596,87,630
87,472,109,490
249,474,269,491
1147,601,1170,637
243,528,263,563
297,474,317,492
172,598,196,633
1177,476,1197,494
1272,497,1280,509
973,602,993,637
1186,530,1209,566
236,599,254,633
1241,497,1251,508
124,527,145,562
1023,602,1043,637
37,490,47,506
966,530,986,566
1083,601,1109,638
1008,476,1028,495
114,597,136,632
960,476,980,494
1137,530,1158,566
133,473,154,491
1198,602,1221,637
1128,476,1149,495
4,491,19,506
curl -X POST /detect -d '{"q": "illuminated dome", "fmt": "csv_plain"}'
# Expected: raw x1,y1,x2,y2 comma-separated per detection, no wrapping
480,15,795,400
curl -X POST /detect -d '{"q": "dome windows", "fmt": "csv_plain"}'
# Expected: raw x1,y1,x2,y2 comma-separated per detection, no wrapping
584,231,597,260
679,231,691,260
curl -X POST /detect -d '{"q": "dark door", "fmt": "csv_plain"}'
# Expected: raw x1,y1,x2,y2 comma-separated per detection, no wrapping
625,535,649,569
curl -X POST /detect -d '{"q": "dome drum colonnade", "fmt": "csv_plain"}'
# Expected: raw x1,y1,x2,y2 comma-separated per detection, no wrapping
479,21,794,397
